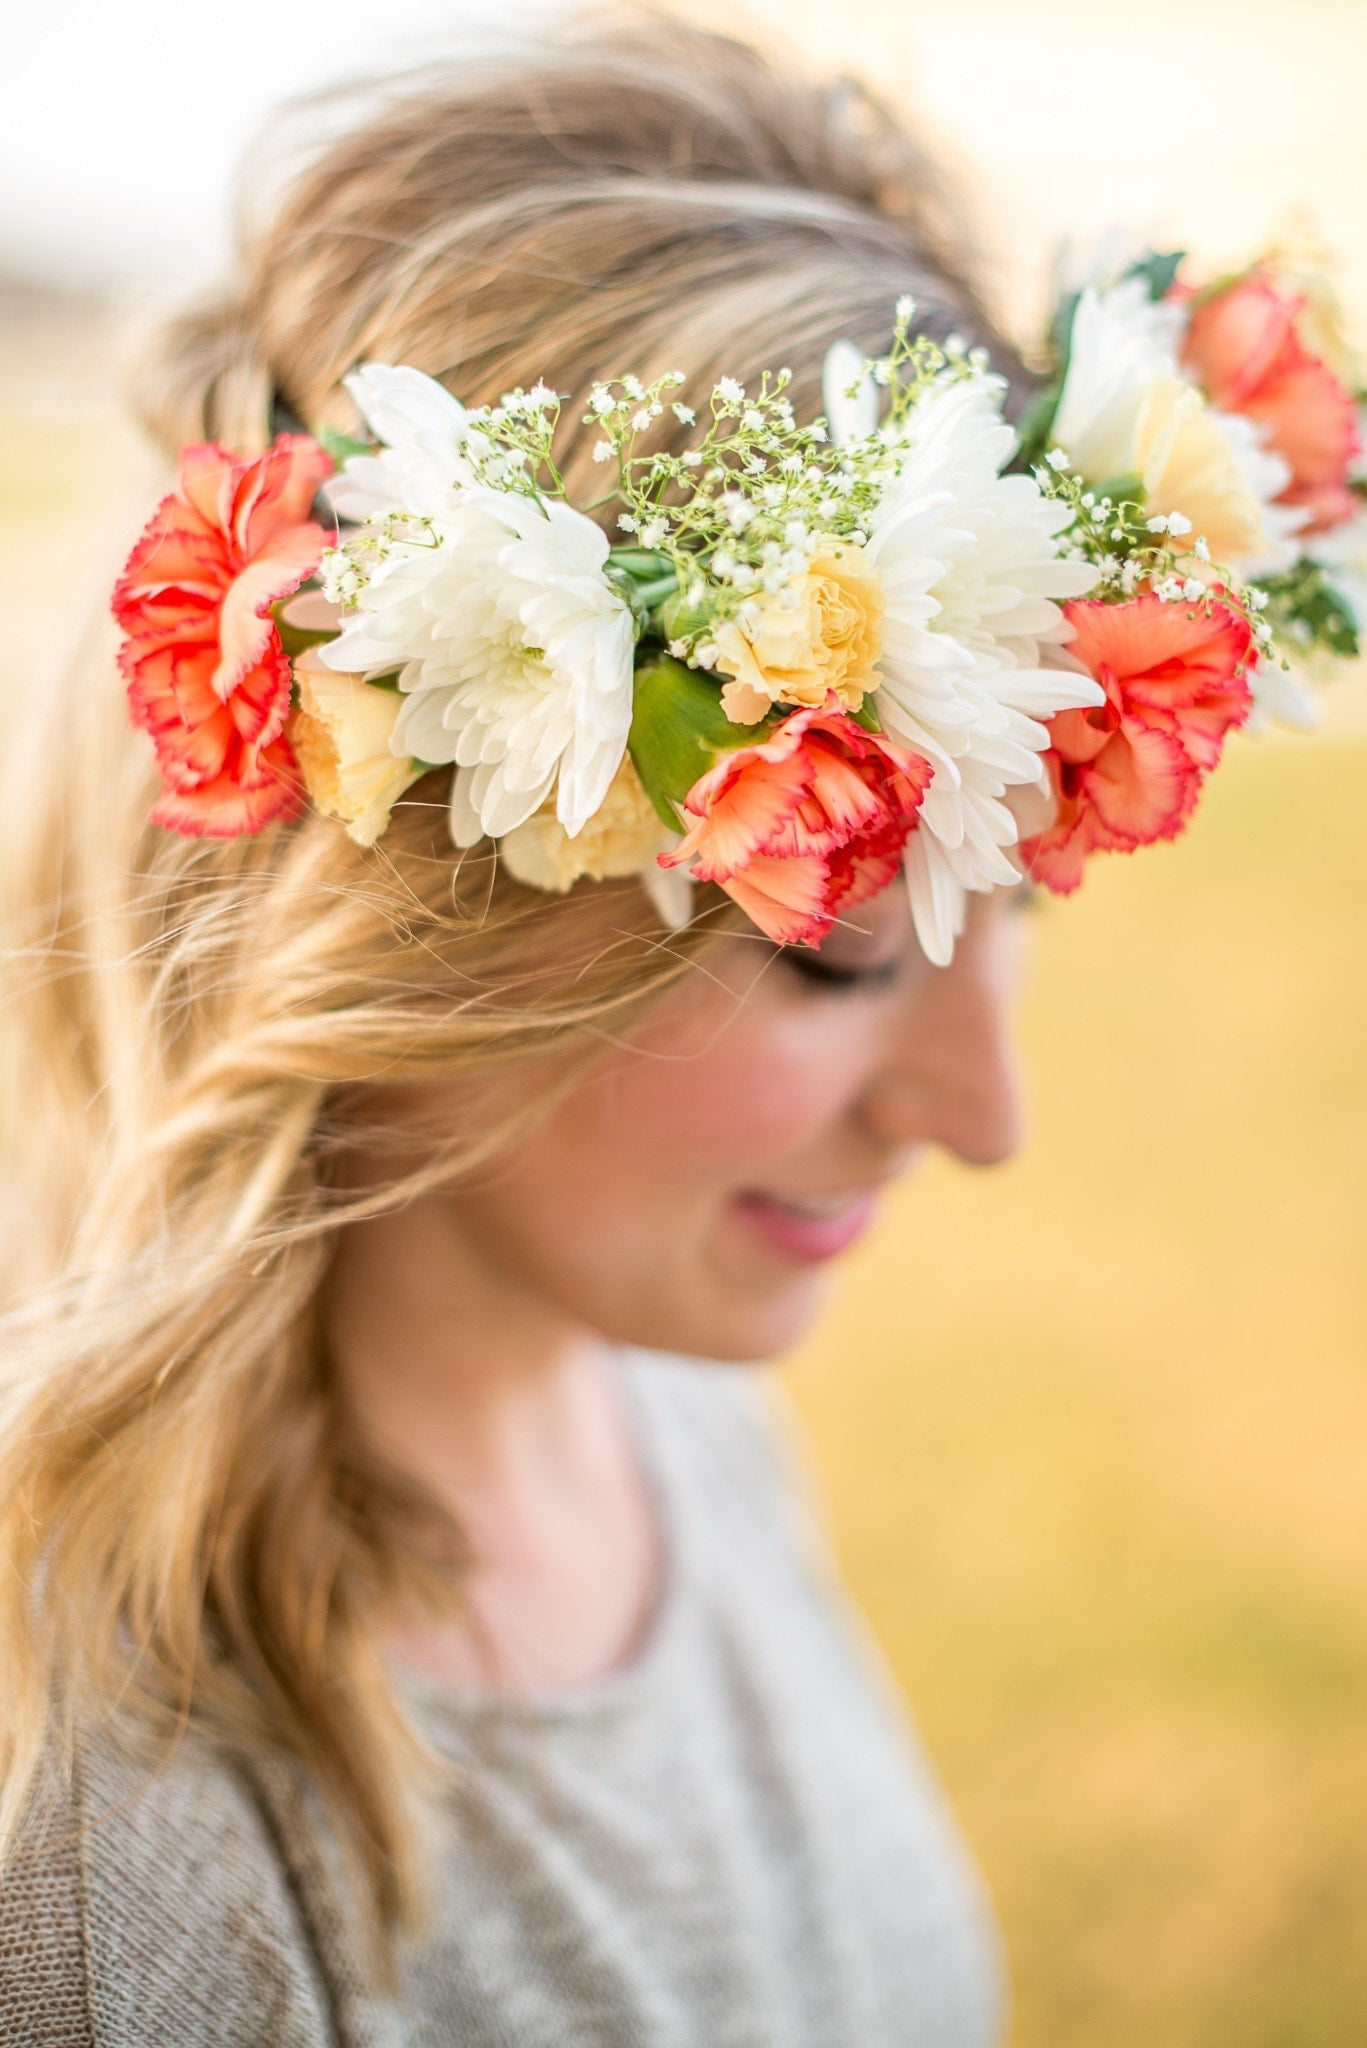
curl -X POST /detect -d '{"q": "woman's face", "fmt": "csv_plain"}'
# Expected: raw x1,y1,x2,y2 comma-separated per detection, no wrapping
415,879,1029,1362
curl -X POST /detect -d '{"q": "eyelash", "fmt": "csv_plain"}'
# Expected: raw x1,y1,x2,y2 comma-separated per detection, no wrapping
781,950,901,995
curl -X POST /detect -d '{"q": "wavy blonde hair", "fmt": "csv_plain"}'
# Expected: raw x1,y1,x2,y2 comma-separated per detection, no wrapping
0,11,1013,1954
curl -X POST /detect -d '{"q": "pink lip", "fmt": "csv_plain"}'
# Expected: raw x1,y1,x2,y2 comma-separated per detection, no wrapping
732,1189,879,1264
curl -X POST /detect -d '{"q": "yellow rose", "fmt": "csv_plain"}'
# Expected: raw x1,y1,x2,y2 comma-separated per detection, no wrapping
290,650,423,848
1266,224,1362,388
1133,376,1270,567
711,540,883,725
498,757,673,893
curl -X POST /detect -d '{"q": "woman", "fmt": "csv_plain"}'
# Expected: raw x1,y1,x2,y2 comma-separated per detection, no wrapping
0,19,1092,2045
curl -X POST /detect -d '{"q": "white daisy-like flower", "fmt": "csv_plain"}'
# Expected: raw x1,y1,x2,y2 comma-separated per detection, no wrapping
321,487,635,844
855,373,1102,966
325,364,485,524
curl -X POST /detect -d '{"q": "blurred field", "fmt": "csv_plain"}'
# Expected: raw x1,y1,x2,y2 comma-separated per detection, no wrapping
4,0,1367,2031
790,732,1367,2046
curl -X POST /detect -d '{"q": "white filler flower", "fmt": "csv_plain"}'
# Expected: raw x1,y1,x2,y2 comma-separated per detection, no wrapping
858,374,1101,966
323,485,635,845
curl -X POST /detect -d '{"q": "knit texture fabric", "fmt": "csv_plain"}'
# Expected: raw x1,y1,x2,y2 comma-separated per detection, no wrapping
0,1356,1003,2047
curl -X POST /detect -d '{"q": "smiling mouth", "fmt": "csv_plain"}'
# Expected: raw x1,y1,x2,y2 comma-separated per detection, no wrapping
731,1188,880,1263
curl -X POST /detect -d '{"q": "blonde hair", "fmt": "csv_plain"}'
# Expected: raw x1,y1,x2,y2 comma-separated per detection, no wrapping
0,11,1011,1955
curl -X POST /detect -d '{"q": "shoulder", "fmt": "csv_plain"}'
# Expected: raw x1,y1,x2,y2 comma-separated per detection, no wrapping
0,1718,336,2048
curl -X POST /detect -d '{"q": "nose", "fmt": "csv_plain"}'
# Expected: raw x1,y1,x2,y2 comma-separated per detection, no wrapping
860,903,1024,1168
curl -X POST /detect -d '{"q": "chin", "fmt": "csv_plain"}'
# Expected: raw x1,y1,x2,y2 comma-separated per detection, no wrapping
609,1267,830,1366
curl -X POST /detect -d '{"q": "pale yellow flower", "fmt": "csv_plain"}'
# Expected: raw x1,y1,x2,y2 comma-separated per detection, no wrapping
1133,376,1271,567
712,540,883,724
498,756,673,893
1265,220,1362,388
290,649,423,848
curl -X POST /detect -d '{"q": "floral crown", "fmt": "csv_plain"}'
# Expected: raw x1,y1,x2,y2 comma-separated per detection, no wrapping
112,240,1365,966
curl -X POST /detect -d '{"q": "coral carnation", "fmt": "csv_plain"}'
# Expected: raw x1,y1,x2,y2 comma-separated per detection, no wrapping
658,705,933,947
1182,272,1361,536
1022,593,1252,894
113,434,334,836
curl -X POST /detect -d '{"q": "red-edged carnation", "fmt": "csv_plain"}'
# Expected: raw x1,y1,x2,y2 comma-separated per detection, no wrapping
1181,271,1361,536
1022,593,1252,895
112,434,334,836
658,704,933,946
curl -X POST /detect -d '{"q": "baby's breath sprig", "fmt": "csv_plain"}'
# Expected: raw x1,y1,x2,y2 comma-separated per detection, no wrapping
580,323,980,662
865,294,985,434
459,382,567,498
318,511,440,611
1033,451,1281,667
582,368,892,656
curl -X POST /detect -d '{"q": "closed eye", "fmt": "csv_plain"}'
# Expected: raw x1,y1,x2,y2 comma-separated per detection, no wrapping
780,948,902,994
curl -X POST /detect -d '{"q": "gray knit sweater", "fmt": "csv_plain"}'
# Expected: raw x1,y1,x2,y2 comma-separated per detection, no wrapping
0,1356,1003,2046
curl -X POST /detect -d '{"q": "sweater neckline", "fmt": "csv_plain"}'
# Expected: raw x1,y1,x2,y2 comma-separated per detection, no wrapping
393,1351,690,1730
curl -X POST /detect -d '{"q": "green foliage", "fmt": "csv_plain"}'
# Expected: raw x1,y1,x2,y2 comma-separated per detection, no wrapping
1124,248,1186,302
315,422,375,467
1013,379,1065,474
627,655,770,827
1261,560,1361,660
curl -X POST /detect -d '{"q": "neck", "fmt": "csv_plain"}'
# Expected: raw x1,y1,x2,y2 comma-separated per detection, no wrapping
326,1196,600,1508
324,1194,662,1694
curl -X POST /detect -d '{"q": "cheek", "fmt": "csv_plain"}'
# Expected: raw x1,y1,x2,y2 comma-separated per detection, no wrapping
434,978,876,1359
570,988,864,1187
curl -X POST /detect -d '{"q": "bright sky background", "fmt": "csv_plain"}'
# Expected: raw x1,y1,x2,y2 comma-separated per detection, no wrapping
4,0,554,287
8,0,1367,332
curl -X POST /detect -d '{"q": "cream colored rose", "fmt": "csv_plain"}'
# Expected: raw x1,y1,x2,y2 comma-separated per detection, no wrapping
290,649,423,848
1133,376,1271,567
498,756,674,893
711,540,883,725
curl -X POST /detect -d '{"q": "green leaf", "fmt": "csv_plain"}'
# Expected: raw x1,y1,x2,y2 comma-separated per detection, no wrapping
315,423,376,468
606,548,674,581
1261,560,1361,661
1089,471,1145,509
1048,287,1081,364
628,655,771,830
1014,381,1063,472
1123,249,1186,302
273,604,339,660
656,587,715,647
605,550,681,635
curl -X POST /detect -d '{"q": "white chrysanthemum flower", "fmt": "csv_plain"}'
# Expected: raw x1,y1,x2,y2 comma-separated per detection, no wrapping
325,364,485,524
857,374,1102,966
322,487,635,844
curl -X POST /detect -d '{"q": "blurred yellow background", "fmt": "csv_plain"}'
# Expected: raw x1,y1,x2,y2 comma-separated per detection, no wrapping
4,1,1365,2041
